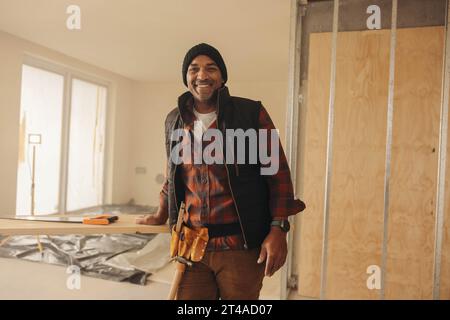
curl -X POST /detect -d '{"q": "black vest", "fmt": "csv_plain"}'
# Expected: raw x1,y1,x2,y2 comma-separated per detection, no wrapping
164,86,271,249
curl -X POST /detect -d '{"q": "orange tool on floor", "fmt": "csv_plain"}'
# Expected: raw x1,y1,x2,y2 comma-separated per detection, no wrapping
82,215,119,225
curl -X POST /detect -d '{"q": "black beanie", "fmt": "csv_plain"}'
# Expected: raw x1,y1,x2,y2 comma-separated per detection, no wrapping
182,43,228,87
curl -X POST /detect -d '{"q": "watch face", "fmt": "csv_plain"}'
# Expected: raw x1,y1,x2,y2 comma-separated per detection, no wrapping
281,220,290,232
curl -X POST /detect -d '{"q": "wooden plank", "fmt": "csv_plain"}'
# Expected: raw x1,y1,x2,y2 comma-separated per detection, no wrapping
0,215,169,236
385,26,444,299
325,29,390,299
297,32,331,298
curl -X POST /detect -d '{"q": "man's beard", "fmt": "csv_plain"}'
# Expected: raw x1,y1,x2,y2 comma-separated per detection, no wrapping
205,88,219,106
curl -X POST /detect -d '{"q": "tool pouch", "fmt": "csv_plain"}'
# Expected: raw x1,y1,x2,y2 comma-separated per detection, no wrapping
170,224,209,262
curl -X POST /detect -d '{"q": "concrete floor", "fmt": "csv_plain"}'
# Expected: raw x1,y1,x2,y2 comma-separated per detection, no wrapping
0,257,283,300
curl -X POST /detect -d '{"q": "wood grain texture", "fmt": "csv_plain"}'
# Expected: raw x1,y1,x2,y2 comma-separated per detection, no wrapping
385,27,444,300
298,26,444,299
325,29,390,299
297,32,331,298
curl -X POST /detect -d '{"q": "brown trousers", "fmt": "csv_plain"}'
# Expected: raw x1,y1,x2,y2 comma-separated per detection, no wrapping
176,248,265,300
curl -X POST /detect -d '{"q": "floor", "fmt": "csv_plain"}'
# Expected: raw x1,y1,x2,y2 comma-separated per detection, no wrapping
0,257,282,300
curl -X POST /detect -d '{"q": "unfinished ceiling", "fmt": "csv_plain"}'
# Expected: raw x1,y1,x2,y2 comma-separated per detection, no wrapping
0,0,291,83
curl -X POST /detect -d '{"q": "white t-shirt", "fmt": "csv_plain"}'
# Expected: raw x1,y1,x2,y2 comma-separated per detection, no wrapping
193,108,217,133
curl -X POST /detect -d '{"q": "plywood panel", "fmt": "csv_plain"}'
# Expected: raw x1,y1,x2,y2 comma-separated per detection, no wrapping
325,30,390,299
385,27,444,299
297,32,331,298
439,68,450,300
298,26,444,299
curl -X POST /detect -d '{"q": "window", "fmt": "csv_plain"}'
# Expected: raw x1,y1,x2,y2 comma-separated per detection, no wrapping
16,62,108,215
67,79,107,211
16,65,64,215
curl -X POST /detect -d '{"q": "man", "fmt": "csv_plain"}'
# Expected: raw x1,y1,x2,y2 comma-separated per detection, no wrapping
137,43,305,299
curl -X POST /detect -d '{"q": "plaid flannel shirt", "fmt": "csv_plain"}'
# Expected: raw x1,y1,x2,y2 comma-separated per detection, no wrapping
159,101,303,251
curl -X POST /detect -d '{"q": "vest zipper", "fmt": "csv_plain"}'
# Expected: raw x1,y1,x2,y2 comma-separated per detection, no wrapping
216,90,248,249
219,110,248,249
224,163,248,249
176,90,248,248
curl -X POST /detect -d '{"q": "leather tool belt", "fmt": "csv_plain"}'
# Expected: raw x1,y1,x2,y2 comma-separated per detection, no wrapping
169,222,242,262
170,224,209,262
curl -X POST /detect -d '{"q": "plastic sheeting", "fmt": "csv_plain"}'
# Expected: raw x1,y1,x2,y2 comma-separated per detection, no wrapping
0,233,157,285
0,205,171,285
104,233,171,274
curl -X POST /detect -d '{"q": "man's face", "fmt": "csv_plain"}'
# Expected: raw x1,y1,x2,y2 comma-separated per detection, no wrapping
187,55,223,104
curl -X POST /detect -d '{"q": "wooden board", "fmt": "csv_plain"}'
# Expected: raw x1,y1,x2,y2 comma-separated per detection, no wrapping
325,29,390,299
0,215,169,236
297,32,331,298
385,27,443,299
298,26,444,299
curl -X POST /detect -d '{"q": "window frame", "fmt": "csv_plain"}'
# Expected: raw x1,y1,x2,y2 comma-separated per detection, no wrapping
20,54,111,214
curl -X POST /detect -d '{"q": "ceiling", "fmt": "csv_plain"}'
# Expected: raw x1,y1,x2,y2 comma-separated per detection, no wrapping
0,0,291,82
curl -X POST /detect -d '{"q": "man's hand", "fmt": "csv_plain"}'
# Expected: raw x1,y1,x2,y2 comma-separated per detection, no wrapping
257,227,288,277
135,211,167,225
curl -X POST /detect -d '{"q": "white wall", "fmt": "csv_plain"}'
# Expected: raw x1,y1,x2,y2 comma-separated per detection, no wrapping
129,82,184,206
0,30,134,216
129,81,289,206
0,32,22,216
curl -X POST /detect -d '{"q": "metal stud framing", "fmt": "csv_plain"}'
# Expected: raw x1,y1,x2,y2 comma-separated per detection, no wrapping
288,0,449,300
433,0,450,301
320,0,339,300
380,0,398,300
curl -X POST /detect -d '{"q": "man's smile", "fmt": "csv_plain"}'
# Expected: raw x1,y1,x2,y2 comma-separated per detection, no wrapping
194,82,214,94
194,81,213,88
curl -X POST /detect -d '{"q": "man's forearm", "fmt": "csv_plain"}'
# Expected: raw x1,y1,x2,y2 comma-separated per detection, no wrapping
157,180,169,223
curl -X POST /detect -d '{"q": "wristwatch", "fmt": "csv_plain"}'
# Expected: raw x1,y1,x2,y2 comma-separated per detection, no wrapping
270,219,290,232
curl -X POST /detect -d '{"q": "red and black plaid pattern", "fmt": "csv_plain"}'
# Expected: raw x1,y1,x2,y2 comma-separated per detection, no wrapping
257,106,305,219
181,103,244,251
159,102,303,251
